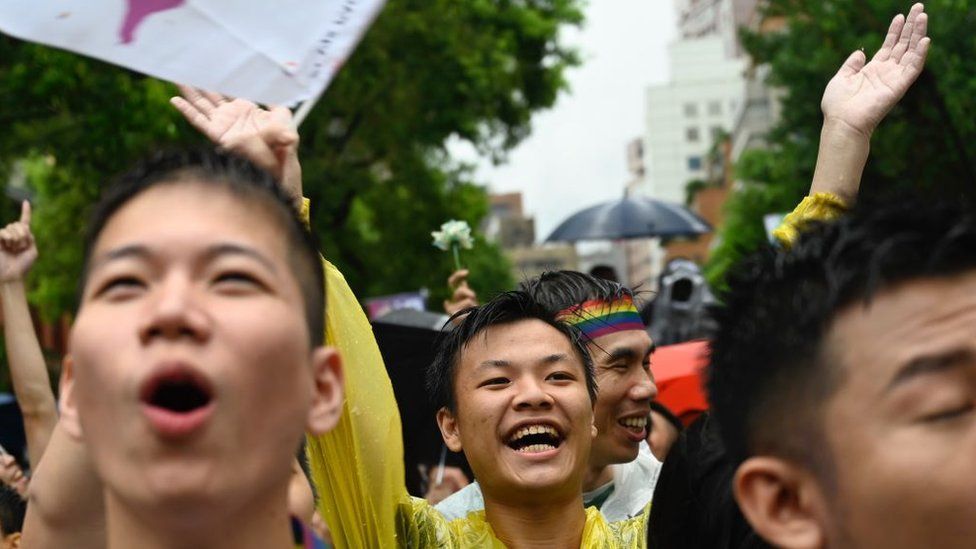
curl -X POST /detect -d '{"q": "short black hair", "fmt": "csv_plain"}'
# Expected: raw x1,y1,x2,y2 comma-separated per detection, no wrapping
0,485,25,536
707,191,976,473
426,290,597,412
78,147,325,346
648,413,770,549
520,270,638,319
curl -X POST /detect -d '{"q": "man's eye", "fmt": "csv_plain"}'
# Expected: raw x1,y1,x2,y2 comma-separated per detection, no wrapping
213,272,263,289
922,403,974,423
547,371,575,382
478,377,509,388
96,276,145,297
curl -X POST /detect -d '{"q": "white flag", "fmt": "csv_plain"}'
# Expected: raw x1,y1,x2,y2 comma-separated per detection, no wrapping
0,0,386,105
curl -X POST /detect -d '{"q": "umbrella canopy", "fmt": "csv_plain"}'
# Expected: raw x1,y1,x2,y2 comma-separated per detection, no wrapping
546,196,711,242
650,339,710,425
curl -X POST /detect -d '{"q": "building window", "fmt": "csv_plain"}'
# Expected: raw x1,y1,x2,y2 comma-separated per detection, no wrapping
708,100,722,116
686,127,700,142
687,156,702,171
683,102,698,117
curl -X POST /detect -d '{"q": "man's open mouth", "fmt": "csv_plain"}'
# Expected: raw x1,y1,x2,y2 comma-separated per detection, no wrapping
506,424,564,454
140,368,214,414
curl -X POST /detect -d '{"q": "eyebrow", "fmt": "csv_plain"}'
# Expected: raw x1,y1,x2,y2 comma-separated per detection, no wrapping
91,243,278,273
885,349,974,393
476,353,570,371
201,243,278,273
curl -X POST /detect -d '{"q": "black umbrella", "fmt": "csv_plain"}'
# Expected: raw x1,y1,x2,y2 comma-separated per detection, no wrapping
371,309,471,495
545,196,711,242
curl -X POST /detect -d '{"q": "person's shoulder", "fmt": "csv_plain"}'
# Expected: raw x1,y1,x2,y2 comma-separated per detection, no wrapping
399,496,502,548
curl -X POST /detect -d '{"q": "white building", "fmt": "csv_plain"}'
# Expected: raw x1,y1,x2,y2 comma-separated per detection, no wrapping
640,35,746,204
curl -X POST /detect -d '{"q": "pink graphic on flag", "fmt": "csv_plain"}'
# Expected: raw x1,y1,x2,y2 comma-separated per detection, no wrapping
119,0,185,44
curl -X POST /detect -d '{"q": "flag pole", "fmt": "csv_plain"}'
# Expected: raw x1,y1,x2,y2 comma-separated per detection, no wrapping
291,85,328,129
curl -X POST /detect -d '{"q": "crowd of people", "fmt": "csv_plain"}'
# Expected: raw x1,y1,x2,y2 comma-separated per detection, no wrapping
0,3,970,548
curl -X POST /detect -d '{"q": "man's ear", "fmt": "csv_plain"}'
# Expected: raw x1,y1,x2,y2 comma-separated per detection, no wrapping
734,456,828,549
435,407,463,452
305,346,344,435
4,531,22,549
58,355,84,440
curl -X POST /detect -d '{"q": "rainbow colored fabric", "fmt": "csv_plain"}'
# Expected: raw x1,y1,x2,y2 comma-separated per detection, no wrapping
555,296,645,340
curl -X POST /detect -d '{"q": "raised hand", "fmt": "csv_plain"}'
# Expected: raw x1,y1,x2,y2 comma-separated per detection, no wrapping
0,201,38,283
0,452,28,498
170,85,303,203
821,3,930,137
444,269,478,317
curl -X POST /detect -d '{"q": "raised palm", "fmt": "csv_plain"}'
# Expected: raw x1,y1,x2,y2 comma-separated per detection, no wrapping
821,3,930,136
0,201,38,283
170,86,303,201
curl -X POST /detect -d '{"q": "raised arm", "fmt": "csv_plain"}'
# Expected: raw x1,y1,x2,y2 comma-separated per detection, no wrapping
172,89,410,546
776,3,930,245
811,2,930,203
0,202,57,469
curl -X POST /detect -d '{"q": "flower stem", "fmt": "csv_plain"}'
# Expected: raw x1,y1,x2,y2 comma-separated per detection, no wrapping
451,244,462,271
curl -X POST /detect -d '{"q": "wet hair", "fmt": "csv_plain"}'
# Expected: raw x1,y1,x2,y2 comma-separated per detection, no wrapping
707,190,976,475
78,148,325,346
520,270,638,317
648,413,770,549
0,485,25,536
426,290,597,412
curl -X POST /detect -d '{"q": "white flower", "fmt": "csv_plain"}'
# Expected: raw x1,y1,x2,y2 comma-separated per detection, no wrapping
431,220,475,251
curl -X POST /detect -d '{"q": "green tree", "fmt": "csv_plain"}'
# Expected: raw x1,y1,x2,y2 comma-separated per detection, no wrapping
706,0,976,287
0,0,584,319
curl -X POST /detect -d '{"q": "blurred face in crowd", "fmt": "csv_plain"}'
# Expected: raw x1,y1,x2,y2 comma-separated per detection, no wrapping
60,182,342,521
437,319,595,505
739,272,976,549
646,407,680,462
587,330,657,468
818,272,976,548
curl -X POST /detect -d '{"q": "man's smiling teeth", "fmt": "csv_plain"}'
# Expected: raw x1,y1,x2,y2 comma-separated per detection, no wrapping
508,424,561,453
619,417,647,431
510,424,559,442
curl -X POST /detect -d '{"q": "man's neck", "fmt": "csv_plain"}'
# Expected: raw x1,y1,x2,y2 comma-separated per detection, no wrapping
105,490,294,549
582,463,614,493
483,490,587,549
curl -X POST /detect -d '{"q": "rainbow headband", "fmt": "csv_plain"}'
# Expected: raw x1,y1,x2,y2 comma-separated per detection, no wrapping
555,296,644,340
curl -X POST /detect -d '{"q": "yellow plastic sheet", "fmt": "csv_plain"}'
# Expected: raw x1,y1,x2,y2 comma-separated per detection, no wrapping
772,192,848,247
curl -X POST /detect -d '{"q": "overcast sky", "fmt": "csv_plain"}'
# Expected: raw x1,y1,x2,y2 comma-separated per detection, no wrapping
452,0,678,241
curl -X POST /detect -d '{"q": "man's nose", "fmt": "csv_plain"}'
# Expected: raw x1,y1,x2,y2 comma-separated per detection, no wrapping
138,275,211,344
630,370,658,402
513,377,554,410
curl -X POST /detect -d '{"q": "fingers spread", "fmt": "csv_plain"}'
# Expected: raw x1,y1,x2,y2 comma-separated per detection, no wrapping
873,13,904,62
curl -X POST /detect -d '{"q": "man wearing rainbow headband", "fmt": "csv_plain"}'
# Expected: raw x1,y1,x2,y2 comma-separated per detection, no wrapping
437,271,661,522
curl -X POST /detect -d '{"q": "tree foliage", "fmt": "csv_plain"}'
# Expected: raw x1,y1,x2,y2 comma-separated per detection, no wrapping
0,0,584,320
706,0,976,287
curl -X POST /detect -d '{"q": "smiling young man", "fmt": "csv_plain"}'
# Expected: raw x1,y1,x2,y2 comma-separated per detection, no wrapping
425,290,649,546
437,271,660,522
56,149,343,549
707,191,976,549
